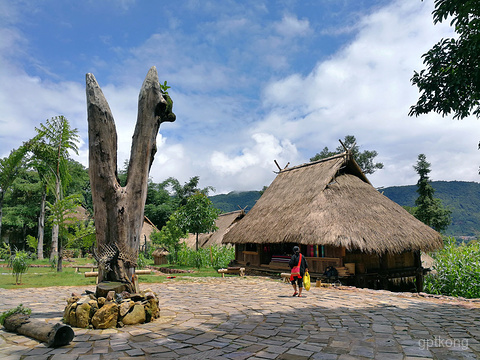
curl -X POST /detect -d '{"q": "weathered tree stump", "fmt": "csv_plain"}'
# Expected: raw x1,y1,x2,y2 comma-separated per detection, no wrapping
3,314,74,347
86,66,175,294
95,282,127,299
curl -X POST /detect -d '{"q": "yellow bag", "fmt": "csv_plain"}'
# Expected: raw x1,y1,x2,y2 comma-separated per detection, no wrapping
303,271,311,291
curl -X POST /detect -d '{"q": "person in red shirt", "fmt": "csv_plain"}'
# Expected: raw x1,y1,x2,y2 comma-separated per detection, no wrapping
289,246,308,297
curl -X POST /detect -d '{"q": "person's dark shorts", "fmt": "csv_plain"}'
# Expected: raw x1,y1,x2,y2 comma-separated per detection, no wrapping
291,276,303,287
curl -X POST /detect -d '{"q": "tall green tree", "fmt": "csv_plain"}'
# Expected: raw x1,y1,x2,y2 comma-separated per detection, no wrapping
142,176,215,231
167,176,215,207
413,154,451,232
310,135,384,175
2,169,43,250
30,116,80,262
27,151,50,259
410,1,480,119
150,212,187,262
144,179,176,229
0,146,28,240
176,192,221,251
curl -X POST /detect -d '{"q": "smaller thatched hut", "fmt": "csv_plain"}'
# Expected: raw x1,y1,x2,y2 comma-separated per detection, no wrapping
222,152,443,291
182,210,245,249
152,248,169,265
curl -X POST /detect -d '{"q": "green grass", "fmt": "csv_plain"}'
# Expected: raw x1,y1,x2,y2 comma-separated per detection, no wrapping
0,259,225,289
0,266,97,289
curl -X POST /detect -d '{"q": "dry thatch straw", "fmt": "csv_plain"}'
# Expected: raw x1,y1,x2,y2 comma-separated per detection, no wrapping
222,153,443,254
182,210,244,249
152,248,169,257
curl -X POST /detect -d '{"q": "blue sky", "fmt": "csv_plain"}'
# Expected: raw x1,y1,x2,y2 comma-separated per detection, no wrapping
1,0,479,194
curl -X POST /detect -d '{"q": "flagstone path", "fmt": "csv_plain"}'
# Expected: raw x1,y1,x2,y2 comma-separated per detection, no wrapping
0,277,479,359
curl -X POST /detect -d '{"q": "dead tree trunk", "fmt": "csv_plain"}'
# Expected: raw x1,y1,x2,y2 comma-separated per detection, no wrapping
3,314,74,347
86,67,175,293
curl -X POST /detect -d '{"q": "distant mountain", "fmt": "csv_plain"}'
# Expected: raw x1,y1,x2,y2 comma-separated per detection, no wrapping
210,181,480,238
381,181,480,238
210,191,262,213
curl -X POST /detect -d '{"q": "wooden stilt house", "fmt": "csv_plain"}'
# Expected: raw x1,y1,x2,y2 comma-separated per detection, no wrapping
222,152,443,291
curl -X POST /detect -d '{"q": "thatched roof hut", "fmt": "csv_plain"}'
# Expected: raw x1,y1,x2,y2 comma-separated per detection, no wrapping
182,210,245,249
152,247,169,265
222,153,443,254
141,216,159,244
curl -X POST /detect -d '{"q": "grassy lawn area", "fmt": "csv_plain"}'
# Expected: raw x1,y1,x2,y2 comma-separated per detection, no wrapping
0,259,223,289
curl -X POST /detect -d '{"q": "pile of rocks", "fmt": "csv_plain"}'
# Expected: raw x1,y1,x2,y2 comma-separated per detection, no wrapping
63,288,160,329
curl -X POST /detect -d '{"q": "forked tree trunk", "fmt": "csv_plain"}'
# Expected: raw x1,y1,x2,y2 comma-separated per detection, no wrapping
86,67,175,293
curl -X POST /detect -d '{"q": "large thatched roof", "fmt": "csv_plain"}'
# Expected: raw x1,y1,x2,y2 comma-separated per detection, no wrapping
182,210,244,249
222,153,443,254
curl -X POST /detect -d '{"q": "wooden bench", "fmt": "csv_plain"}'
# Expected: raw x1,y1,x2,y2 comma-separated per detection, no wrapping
218,267,245,277
84,269,152,284
74,265,97,273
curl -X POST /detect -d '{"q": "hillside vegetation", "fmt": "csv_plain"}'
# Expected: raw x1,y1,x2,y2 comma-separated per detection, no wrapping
210,181,480,238
210,191,262,214
381,181,480,238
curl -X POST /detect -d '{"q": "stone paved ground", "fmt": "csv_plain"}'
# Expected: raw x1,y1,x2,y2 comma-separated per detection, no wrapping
0,276,479,359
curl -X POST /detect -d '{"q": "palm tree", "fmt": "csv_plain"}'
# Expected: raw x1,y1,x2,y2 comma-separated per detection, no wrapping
30,116,79,263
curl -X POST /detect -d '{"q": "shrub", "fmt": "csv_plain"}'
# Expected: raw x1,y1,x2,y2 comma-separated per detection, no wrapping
209,245,236,270
175,245,235,269
424,237,480,299
26,235,38,252
10,250,30,285
137,252,147,269
50,256,58,271
0,243,11,261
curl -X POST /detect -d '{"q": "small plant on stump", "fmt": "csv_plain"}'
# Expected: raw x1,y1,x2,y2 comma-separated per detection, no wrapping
9,250,30,285
0,304,31,325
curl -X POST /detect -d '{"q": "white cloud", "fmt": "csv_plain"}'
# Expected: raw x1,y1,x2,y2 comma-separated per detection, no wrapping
0,65,86,157
1,0,478,196
207,133,298,192
258,1,478,188
211,133,297,175
274,14,311,37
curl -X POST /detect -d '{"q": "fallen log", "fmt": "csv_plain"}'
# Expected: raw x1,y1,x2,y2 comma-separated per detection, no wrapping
3,313,74,347
135,269,152,275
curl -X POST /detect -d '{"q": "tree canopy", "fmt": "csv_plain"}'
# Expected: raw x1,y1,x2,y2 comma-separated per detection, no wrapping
176,192,221,251
410,0,480,119
310,135,384,175
413,154,451,233
0,146,28,239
